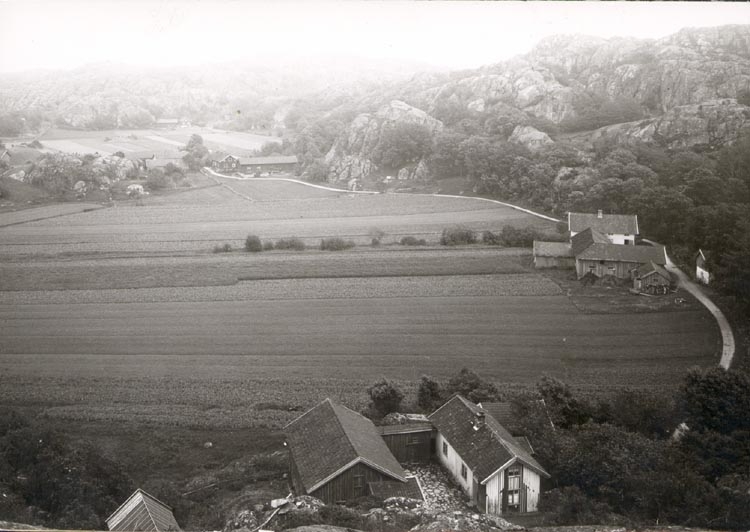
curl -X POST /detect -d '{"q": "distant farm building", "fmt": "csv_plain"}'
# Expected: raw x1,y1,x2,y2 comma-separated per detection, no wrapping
532,241,574,269
284,398,412,504
633,261,672,295
211,154,298,174
106,489,180,532
695,249,711,285
430,395,550,515
575,240,667,279
154,118,181,128
568,210,638,245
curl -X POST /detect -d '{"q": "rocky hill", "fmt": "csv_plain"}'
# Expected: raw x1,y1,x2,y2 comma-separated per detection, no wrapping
321,25,750,183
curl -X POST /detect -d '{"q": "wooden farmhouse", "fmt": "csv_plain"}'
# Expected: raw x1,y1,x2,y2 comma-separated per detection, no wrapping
633,261,672,295
285,399,415,504
211,154,298,174
377,422,433,464
430,395,550,515
695,249,711,285
575,236,667,279
106,489,180,532
568,210,639,245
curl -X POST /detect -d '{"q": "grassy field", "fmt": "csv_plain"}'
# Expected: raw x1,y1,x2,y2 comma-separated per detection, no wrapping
0,179,720,431
38,127,280,156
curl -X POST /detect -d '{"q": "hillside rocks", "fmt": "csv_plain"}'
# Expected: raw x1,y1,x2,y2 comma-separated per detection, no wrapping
589,99,750,149
325,100,443,182
509,125,554,151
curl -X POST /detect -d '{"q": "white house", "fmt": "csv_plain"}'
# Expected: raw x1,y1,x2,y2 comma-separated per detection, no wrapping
696,249,711,285
568,210,639,246
429,395,549,515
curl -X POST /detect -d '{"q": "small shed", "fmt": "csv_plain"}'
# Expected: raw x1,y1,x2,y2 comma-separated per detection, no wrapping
377,422,433,464
532,241,574,269
633,261,672,295
106,489,180,532
695,249,711,285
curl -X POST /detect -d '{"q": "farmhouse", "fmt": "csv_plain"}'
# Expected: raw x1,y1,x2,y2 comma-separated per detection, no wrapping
695,249,711,285
430,395,549,515
575,240,667,279
106,489,180,532
211,154,299,174
633,261,672,295
568,210,639,245
285,398,411,504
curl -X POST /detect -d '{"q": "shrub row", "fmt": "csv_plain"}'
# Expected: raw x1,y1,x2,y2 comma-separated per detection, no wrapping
320,237,355,251
241,235,358,252
400,236,427,246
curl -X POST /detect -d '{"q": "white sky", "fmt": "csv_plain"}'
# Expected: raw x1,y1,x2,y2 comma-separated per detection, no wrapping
1,1,749,73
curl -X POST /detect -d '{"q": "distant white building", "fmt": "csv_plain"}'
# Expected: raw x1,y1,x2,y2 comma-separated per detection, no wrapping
696,249,711,285
568,210,639,246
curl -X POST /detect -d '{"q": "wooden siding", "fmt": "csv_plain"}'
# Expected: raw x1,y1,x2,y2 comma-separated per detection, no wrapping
241,162,297,173
484,463,542,516
436,432,474,499
577,258,640,279
380,431,432,464
524,466,541,512
485,468,504,516
310,461,395,504
534,256,575,269
696,265,710,285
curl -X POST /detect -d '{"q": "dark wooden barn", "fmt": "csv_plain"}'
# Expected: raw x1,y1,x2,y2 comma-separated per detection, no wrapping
238,155,298,174
633,261,672,294
211,154,241,173
377,422,433,464
284,399,409,504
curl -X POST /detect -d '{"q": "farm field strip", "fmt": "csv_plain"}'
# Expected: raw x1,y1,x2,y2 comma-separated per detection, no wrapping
0,203,104,227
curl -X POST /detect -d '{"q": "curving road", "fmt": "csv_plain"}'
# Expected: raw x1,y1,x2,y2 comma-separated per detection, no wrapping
645,239,735,369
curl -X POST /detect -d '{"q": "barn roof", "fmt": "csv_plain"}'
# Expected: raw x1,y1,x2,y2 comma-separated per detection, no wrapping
238,155,298,166
106,489,180,532
569,212,639,235
285,399,406,493
368,477,424,500
429,395,549,483
571,227,611,256
577,243,667,265
533,241,572,258
637,261,671,280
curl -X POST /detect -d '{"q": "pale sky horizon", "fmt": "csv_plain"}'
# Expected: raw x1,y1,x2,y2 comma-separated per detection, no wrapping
1,1,749,74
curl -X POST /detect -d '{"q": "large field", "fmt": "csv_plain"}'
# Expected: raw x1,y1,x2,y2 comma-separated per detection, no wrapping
37,127,280,156
0,179,719,430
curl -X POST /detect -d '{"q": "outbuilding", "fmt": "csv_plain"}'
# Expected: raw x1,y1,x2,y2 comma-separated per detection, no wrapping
106,489,180,532
695,249,711,285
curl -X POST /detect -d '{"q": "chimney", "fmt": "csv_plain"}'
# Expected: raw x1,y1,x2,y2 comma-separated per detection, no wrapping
474,411,486,430
597,209,603,219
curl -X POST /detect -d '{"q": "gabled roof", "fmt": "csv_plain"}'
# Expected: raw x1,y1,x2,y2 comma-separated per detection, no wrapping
106,489,180,532
577,243,667,265
637,261,671,280
571,227,611,256
477,402,519,434
569,212,639,235
238,155,298,166
285,399,406,493
429,395,549,483
533,241,572,258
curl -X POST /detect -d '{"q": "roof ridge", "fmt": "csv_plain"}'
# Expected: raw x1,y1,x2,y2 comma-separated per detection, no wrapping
140,491,159,532
283,398,332,430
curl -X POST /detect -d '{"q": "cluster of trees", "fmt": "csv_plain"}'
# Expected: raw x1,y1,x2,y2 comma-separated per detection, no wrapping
516,368,750,527
181,134,210,171
0,410,133,529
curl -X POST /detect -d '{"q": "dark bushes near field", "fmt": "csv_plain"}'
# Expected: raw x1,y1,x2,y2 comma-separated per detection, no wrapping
244,234,263,252
320,237,355,251
262,241,275,251
275,237,306,251
440,227,477,246
400,236,427,246
212,243,232,253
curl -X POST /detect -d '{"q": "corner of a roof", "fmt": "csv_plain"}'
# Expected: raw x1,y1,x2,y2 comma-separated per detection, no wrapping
283,398,333,431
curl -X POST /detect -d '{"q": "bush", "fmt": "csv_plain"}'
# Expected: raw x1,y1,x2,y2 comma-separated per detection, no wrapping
500,225,540,247
369,228,386,246
367,379,404,417
262,241,275,251
482,230,503,246
400,236,427,246
320,237,355,251
418,375,443,412
440,227,477,246
274,237,306,251
538,486,614,525
212,243,232,253
145,171,172,190
245,235,263,252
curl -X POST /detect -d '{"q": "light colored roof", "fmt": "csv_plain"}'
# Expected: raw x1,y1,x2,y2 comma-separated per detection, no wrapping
285,398,406,493
429,395,549,482
577,243,667,265
106,489,180,532
569,212,639,235
238,155,298,166
533,241,572,258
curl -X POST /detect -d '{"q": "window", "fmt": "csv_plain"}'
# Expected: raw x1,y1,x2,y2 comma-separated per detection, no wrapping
442,441,448,456
407,435,421,446
353,474,364,490
506,466,521,509
461,463,467,480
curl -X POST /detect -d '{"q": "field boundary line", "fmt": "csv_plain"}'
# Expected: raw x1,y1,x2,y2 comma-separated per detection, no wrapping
203,168,561,223
0,204,106,228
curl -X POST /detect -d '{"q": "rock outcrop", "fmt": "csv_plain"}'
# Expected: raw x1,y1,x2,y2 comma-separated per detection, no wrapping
509,125,554,151
325,100,443,182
